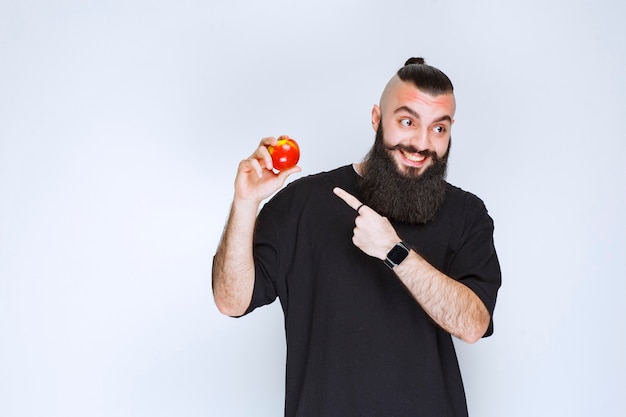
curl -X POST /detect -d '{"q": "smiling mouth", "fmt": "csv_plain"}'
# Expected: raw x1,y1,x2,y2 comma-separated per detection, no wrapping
400,149,427,163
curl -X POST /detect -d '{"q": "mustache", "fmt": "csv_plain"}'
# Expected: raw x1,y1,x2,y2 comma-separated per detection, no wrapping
383,144,438,159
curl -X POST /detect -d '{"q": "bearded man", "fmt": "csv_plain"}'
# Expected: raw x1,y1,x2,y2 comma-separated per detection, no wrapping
212,57,502,417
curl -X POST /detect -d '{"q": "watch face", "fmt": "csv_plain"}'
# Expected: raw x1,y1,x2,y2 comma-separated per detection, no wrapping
387,243,409,265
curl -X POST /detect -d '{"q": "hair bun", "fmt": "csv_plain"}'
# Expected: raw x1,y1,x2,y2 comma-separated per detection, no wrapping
404,57,426,66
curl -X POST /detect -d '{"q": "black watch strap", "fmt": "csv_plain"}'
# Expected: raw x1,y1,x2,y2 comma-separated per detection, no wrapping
384,241,410,269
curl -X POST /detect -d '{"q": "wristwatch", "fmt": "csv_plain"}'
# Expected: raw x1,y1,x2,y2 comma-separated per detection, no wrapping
384,241,410,269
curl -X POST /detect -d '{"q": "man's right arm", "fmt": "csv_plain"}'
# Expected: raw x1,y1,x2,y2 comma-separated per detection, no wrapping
212,198,261,316
212,137,301,317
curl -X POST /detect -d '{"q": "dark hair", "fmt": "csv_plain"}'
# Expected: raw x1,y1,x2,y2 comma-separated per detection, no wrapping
396,57,453,96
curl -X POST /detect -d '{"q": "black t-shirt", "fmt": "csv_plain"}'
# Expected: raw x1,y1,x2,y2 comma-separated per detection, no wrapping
245,165,501,417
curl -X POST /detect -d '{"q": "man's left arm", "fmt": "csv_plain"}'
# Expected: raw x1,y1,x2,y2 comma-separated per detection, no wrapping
392,252,490,343
333,187,491,344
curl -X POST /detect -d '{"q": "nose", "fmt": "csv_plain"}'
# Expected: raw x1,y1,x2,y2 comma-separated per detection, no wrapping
408,128,431,152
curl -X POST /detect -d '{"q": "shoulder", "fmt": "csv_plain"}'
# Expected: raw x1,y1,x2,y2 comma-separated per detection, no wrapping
272,165,358,201
444,183,488,212
289,165,357,190
261,165,358,212
442,183,494,230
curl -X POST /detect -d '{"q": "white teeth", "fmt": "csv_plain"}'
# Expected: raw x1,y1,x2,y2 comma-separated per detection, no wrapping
401,150,425,162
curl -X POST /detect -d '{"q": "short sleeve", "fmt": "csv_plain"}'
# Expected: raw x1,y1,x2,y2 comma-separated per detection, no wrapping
448,199,501,337
241,205,280,316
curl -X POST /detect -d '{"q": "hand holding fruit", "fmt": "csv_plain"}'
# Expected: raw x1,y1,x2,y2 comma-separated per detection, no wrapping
234,136,301,203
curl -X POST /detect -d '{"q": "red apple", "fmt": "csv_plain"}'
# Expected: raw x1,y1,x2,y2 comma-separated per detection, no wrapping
268,136,300,171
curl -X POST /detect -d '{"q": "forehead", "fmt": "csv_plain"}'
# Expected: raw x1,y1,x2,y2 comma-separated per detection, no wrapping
382,78,456,118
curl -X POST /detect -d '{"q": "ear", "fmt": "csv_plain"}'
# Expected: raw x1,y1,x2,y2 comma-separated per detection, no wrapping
371,105,381,132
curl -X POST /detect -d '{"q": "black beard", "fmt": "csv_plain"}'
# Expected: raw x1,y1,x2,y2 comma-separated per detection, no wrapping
359,125,450,224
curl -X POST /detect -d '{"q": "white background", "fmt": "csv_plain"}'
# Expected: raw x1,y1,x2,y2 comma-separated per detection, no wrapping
1,0,625,416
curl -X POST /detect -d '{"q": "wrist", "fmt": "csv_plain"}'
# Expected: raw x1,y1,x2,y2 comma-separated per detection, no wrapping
384,241,410,269
231,197,262,216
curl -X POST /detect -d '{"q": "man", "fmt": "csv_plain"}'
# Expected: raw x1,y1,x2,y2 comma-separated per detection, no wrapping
212,57,501,417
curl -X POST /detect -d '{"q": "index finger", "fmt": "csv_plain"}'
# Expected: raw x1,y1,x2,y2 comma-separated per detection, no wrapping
332,187,363,211
250,136,277,171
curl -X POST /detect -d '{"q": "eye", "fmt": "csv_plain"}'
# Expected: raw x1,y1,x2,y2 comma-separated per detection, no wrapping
433,125,446,133
400,118,412,127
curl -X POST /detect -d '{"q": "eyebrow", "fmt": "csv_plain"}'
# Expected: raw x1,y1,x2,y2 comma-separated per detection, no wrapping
393,106,452,124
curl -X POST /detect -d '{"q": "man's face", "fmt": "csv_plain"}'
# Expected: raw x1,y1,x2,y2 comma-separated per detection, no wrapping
371,78,455,177
358,122,450,224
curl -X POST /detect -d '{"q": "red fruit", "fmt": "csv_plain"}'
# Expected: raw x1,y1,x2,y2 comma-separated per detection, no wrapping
268,136,300,171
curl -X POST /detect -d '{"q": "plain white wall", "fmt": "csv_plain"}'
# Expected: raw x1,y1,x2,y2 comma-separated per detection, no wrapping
1,0,625,416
